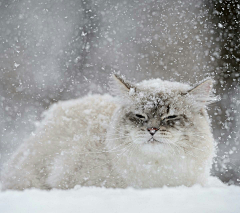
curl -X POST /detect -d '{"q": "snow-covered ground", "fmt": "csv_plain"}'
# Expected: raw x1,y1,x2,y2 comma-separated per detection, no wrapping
0,184,240,213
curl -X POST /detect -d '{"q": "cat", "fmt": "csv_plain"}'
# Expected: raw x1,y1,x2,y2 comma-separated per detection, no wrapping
1,74,217,190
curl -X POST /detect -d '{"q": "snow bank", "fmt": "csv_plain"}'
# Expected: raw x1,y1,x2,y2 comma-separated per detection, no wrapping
0,185,239,213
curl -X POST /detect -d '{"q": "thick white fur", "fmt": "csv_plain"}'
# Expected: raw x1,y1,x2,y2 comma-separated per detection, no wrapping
1,77,216,190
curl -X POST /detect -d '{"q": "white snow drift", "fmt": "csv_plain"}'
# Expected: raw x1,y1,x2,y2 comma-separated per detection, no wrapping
0,184,240,213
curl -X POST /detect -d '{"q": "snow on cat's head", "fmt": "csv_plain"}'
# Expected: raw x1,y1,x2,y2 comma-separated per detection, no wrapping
109,74,215,156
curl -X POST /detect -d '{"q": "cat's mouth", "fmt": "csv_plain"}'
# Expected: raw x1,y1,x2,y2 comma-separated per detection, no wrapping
147,138,163,144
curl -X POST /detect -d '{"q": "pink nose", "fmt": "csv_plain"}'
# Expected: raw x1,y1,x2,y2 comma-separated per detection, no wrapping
147,127,159,136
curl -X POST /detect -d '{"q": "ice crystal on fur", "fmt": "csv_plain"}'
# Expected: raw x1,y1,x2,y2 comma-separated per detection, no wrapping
1,74,216,190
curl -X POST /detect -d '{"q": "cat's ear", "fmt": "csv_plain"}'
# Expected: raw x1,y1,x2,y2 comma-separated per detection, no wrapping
110,74,136,97
187,79,216,109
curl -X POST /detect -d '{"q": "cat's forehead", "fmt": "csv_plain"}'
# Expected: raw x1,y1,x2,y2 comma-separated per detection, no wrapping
133,92,176,113
132,79,191,114
136,78,191,93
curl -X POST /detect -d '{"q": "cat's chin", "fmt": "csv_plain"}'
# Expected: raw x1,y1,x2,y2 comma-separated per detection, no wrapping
138,138,177,155
140,143,169,155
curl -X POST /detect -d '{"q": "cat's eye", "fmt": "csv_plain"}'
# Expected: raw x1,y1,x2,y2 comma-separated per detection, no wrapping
135,114,147,120
164,115,178,120
136,114,145,119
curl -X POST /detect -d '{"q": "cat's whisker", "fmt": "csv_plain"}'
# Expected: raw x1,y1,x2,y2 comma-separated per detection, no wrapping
187,145,207,153
127,143,139,164
174,145,194,157
168,142,184,155
169,142,193,157
105,136,130,141
84,142,134,174
76,141,133,155
97,129,127,137
98,132,126,137
103,143,137,181
106,132,130,139
182,148,196,157
180,142,208,153
166,143,178,155
109,143,135,169
104,141,134,153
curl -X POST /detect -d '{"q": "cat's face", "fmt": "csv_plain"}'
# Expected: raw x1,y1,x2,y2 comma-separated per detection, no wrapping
110,74,215,155
116,92,192,154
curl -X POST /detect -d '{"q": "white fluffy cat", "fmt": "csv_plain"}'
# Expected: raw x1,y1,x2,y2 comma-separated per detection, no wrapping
1,74,217,190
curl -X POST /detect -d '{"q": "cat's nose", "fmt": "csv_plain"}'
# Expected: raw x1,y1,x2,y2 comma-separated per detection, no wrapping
147,127,159,136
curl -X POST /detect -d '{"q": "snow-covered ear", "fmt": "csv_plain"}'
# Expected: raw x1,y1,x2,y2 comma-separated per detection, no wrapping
110,74,136,97
187,79,215,109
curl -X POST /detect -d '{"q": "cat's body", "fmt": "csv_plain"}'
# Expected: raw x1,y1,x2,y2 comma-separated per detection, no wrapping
1,75,216,190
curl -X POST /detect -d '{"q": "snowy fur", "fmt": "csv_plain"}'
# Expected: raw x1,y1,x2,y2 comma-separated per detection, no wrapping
1,75,216,190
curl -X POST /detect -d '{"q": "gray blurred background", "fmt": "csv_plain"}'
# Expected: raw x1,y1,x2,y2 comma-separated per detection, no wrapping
0,0,239,185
